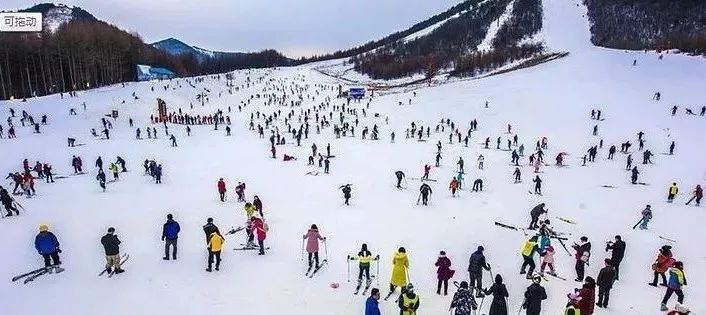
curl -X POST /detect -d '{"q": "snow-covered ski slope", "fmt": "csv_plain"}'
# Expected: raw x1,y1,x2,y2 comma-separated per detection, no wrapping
1,0,706,314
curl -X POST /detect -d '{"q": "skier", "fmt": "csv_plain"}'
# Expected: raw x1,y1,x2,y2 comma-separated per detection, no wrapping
206,229,225,272
341,184,352,205
365,289,381,315
457,157,464,173
669,141,675,155
477,155,484,169
0,186,19,216
449,178,459,197
472,179,483,192
109,163,119,181
170,134,177,147
388,247,409,297
395,171,406,188
540,245,556,276
116,156,127,172
631,166,639,184
649,245,674,287
100,227,124,274
434,250,453,295
435,152,442,167
419,183,432,206
596,259,616,308
523,274,547,315
468,246,490,296
154,164,163,184
253,195,264,217
449,281,478,315
661,261,687,311
572,236,591,282
303,224,326,272
605,235,626,280
528,203,547,230
324,157,330,174
351,244,379,291
35,224,62,267
96,169,107,192
398,283,420,315
513,167,521,183
251,216,267,255
235,182,246,202
162,214,180,260
520,236,538,277
217,178,227,202
685,185,702,206
96,156,103,170
456,172,464,189
422,164,431,180
532,176,542,194
667,183,679,202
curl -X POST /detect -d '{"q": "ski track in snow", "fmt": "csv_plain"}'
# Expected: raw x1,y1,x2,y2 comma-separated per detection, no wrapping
1,1,706,315
476,0,516,52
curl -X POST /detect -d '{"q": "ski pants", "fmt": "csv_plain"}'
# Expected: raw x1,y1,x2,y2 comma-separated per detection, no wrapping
308,252,320,267
469,271,483,291
358,264,370,280
575,260,585,281
165,239,177,259
105,254,121,270
667,193,675,202
652,272,667,285
208,250,221,269
42,252,60,267
258,240,265,255
437,278,448,295
396,178,402,188
529,215,540,229
3,202,18,215
521,255,535,275
421,194,429,205
661,288,684,305
219,191,225,202
597,286,611,307
540,262,554,273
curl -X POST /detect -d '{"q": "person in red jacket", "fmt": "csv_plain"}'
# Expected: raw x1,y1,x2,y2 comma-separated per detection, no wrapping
23,172,36,196
217,178,227,202
435,250,454,295
649,245,675,287
578,277,596,315
251,216,267,255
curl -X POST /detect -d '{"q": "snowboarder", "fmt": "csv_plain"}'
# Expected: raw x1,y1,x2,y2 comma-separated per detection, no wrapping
520,236,538,277
435,250,453,295
35,224,62,267
661,262,687,311
596,259,616,308
572,236,591,282
468,246,490,296
667,183,679,202
101,227,124,274
388,247,409,297
395,171,406,188
217,178,227,202
419,183,432,206
206,230,224,272
449,281,478,315
303,224,326,271
523,274,547,315
341,184,352,205
605,235,625,280
162,214,180,260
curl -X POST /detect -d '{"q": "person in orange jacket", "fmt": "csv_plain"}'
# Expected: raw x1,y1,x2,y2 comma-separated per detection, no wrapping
449,178,459,197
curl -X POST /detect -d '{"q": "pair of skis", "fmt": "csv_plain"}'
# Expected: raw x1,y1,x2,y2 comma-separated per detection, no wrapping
98,253,129,277
234,243,271,251
353,276,376,295
12,265,65,284
305,259,328,278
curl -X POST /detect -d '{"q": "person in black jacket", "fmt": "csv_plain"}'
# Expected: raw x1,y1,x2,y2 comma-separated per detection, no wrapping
605,235,625,280
202,218,222,244
523,274,547,315
484,274,509,315
596,259,616,308
100,227,124,274
528,203,547,230
467,246,491,297
572,236,591,282
1,186,19,216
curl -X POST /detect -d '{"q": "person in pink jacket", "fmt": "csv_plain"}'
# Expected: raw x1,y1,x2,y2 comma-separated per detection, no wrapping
540,245,556,276
303,224,326,270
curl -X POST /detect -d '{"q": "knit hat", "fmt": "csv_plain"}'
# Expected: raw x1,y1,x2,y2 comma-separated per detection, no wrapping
39,224,49,232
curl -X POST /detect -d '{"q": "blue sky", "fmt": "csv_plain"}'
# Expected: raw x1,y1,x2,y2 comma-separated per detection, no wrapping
3,0,460,57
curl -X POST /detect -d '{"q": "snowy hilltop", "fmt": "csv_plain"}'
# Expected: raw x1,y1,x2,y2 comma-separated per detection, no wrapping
1,1,706,315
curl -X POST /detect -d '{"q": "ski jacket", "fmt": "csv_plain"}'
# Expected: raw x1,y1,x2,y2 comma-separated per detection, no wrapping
667,268,686,289
217,180,226,193
695,186,703,198
652,253,674,273
467,250,489,273
523,283,547,314
435,255,453,280
521,240,538,257
203,223,221,242
109,164,118,173
450,287,477,315
578,286,595,315
606,240,625,262
399,292,420,315
449,179,459,190
101,233,121,256
354,251,376,265
304,229,324,253
35,231,60,254
244,203,257,218
573,242,591,263
162,219,180,240
597,266,616,289
207,232,224,252
530,204,546,217
669,185,678,195
391,252,409,287
252,218,267,241
542,245,555,264
365,297,381,315
253,198,262,210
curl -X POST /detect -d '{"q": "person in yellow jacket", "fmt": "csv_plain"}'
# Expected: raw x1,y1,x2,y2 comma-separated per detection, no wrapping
398,283,420,315
244,202,257,218
109,163,119,181
520,236,539,278
387,247,409,298
206,232,224,272
667,183,679,203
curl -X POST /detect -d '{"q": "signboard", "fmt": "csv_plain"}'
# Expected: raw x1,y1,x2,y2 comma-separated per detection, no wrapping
0,13,42,32
349,87,365,99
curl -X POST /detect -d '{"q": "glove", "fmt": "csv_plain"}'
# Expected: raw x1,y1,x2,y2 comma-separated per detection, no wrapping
161,237,165,241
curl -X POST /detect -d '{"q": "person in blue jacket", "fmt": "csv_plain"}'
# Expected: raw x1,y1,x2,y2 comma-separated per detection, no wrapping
365,288,381,315
35,224,61,267
162,214,180,260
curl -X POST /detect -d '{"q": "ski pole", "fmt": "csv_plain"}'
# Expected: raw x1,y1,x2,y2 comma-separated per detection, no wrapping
631,217,644,229
324,239,328,261
376,259,380,286
301,238,305,262
347,255,350,282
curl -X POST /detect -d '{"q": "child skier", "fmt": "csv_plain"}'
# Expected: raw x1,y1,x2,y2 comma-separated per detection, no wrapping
540,244,556,276
303,224,326,272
